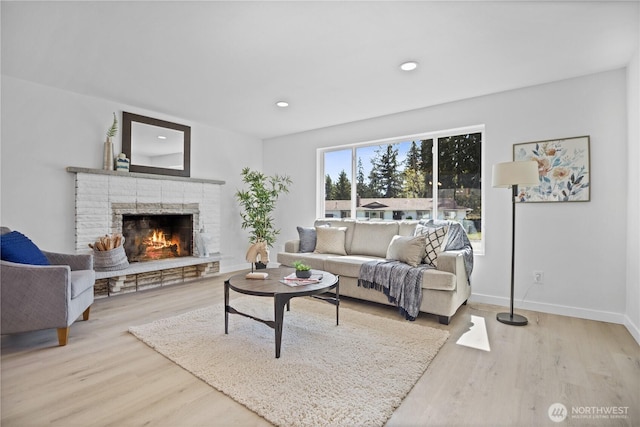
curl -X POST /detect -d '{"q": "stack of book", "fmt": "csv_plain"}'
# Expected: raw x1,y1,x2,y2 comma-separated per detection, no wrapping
281,272,324,286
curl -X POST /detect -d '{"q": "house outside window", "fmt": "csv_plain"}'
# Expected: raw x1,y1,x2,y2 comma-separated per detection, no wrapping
321,126,484,253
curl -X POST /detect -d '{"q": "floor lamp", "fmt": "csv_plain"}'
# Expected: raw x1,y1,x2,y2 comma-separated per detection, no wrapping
492,160,539,326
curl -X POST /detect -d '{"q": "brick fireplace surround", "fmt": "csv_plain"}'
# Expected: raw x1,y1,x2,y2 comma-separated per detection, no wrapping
67,167,224,298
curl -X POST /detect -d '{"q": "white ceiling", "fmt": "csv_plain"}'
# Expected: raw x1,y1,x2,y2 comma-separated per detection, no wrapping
2,1,638,140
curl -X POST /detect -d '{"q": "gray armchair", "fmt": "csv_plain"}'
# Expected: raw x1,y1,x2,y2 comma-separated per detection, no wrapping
1,227,95,346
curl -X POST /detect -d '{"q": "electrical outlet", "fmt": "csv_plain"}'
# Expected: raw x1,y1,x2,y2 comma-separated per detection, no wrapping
533,271,544,284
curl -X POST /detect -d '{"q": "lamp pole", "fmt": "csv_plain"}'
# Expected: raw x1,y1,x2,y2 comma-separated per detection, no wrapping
496,184,528,326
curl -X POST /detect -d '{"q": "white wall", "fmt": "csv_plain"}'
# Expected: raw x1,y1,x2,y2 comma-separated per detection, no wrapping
0,76,261,272
264,69,630,326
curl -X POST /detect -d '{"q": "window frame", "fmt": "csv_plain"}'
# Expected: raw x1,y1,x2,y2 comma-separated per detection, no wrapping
318,125,485,254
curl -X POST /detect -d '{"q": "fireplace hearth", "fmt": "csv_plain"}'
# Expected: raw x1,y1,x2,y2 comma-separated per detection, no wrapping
123,214,193,262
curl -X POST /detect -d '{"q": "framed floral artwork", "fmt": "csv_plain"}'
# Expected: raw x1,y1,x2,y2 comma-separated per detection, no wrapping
513,135,590,202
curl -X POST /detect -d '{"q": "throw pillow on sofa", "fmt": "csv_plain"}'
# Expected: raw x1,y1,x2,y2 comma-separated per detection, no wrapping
0,230,50,265
297,226,317,252
297,224,330,252
414,224,448,267
386,234,427,267
314,226,347,255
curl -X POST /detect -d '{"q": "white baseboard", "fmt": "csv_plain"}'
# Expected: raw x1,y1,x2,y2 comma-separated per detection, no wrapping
470,293,627,325
623,315,640,345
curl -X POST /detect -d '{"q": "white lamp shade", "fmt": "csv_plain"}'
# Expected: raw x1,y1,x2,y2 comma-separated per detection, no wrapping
492,161,539,188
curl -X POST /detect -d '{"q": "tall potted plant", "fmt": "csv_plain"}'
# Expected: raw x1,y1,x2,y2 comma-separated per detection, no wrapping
236,167,292,268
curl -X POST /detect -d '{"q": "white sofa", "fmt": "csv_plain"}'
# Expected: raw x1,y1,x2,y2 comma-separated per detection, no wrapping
277,218,472,324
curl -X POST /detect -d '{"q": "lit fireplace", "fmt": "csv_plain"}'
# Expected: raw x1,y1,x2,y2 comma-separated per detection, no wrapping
122,214,193,262
142,229,180,259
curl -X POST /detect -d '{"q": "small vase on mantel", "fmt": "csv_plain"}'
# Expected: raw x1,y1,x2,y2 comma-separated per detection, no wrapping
103,112,118,171
103,137,114,170
116,152,130,172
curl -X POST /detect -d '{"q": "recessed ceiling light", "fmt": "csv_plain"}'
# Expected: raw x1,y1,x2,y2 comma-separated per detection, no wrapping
276,101,289,108
400,61,418,71
157,135,167,140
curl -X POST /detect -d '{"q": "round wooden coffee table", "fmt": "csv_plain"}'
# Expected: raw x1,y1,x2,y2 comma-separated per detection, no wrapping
224,266,339,358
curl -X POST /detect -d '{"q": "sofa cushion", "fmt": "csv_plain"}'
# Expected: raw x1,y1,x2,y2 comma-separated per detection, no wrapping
349,221,399,257
0,231,50,266
325,255,383,278
415,225,448,267
297,226,317,253
386,235,426,267
314,227,348,255
276,251,334,271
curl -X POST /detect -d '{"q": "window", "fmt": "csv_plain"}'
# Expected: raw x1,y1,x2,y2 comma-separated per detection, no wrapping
323,149,353,219
321,126,483,252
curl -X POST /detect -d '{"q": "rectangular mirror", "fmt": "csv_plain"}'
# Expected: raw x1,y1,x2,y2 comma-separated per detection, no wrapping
122,112,191,177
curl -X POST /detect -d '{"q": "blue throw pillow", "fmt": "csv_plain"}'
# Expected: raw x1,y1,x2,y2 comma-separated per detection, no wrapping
0,231,50,265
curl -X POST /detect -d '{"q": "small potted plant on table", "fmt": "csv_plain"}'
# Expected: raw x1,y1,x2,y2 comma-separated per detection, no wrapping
293,260,312,278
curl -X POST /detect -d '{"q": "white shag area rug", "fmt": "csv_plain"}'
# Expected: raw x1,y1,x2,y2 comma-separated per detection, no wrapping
129,296,449,427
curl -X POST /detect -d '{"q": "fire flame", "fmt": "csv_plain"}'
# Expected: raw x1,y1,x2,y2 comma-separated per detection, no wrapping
142,229,180,259
145,230,169,249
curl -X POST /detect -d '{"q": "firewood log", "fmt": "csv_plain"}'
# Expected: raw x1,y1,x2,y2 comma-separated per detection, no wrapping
91,233,125,251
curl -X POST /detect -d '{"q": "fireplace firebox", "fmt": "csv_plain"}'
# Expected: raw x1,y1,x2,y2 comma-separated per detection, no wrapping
122,214,193,262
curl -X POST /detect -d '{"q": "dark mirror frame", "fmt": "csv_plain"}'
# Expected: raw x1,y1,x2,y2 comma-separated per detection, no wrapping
122,111,191,177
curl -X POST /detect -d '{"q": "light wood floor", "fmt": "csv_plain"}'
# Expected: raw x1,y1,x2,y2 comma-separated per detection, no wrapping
2,274,639,427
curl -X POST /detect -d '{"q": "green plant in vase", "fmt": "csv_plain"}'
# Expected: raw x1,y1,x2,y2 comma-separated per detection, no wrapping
106,112,118,141
293,260,312,278
235,167,292,268
103,112,118,170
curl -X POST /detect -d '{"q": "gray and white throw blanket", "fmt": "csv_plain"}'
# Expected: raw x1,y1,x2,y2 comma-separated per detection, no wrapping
358,220,474,321
358,261,433,320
